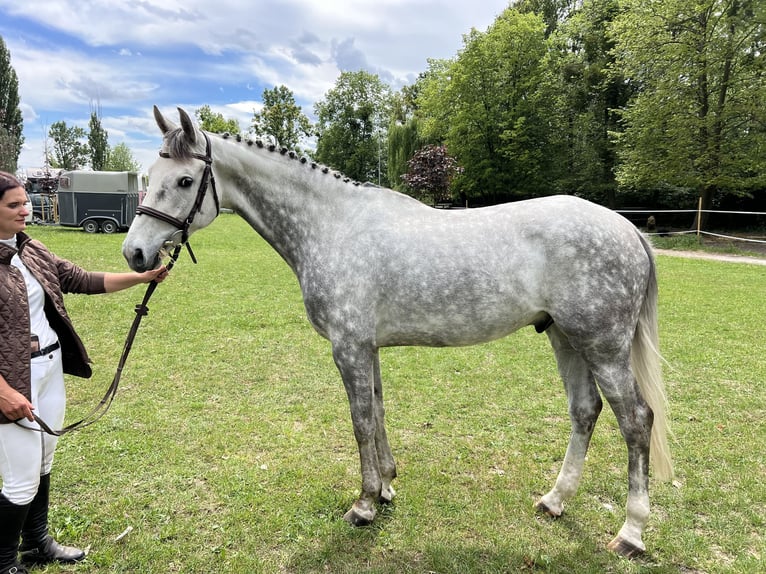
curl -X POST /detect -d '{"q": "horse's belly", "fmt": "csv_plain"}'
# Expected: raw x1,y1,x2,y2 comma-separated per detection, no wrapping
375,304,539,348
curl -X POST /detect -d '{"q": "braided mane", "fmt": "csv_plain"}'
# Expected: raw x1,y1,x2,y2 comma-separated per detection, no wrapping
163,126,363,186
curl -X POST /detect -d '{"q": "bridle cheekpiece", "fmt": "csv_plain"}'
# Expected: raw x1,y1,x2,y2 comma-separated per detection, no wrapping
135,131,220,251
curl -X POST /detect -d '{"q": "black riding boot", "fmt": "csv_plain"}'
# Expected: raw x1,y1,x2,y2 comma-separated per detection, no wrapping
0,492,30,574
19,474,85,565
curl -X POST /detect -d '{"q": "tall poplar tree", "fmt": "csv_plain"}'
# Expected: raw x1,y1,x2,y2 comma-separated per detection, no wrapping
0,36,23,172
88,109,109,171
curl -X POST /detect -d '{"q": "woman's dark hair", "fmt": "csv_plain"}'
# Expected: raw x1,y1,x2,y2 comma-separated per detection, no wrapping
0,171,24,199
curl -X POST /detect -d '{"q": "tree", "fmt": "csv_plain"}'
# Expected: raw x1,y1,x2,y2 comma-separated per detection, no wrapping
88,109,110,170
0,36,23,172
543,0,632,206
515,0,579,36
387,117,421,191
107,142,140,172
417,8,555,203
314,71,393,185
47,121,88,170
195,105,240,134
250,85,312,151
386,84,424,190
401,144,463,204
611,0,766,216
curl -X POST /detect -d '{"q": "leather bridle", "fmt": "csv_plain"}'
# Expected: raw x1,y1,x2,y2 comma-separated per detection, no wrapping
18,131,219,436
136,130,220,249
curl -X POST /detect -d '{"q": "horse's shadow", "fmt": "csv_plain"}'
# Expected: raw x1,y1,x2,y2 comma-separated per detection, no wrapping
282,501,677,574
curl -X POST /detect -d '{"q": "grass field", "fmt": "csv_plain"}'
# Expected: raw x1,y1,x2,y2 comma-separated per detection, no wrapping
17,215,765,573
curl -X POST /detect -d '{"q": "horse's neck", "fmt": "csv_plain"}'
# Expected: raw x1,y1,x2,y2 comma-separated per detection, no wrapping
218,146,359,272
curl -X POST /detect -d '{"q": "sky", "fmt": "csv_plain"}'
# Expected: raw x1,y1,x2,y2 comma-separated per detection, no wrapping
1,0,511,177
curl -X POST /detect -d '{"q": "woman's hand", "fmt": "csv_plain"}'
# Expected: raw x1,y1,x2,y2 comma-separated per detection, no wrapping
140,265,170,284
0,382,35,422
104,265,171,292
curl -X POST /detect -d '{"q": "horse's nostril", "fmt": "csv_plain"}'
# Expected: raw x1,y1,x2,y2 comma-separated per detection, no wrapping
130,248,146,271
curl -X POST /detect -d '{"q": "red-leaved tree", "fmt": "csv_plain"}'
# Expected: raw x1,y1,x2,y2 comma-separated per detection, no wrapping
401,144,463,204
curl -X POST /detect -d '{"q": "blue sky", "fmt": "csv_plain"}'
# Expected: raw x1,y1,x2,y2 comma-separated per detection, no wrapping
1,0,510,176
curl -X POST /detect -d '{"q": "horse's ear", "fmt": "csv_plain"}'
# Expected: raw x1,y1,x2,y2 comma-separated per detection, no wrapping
153,105,177,135
178,107,198,145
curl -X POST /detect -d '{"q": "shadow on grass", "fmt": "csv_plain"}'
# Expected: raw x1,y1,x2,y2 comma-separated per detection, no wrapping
283,502,686,574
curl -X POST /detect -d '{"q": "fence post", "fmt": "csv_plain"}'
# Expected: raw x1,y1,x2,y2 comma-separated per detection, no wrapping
696,197,703,242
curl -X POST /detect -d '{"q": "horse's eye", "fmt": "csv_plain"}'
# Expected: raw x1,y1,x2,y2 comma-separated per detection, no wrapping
178,176,194,188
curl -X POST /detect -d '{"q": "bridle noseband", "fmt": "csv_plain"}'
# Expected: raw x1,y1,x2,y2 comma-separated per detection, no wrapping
135,131,220,249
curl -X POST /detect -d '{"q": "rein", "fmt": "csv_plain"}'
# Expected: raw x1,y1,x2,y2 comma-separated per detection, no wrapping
20,244,187,436
17,132,218,436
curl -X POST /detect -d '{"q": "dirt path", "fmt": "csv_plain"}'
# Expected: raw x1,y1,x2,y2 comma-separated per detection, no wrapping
655,249,766,266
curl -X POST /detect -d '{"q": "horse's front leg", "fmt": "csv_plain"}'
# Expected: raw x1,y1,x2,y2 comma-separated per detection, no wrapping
333,340,381,526
372,351,397,503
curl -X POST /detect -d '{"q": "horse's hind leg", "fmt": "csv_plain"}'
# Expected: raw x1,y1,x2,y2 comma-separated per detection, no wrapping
537,325,603,517
591,358,654,557
373,351,397,503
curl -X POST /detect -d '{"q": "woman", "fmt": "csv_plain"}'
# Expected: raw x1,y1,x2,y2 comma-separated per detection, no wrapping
0,171,168,574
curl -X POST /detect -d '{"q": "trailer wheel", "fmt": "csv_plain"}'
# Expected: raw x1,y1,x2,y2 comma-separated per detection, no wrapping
101,220,118,234
82,220,99,234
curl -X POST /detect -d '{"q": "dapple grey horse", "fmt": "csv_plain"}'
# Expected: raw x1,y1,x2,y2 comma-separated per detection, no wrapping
122,107,672,557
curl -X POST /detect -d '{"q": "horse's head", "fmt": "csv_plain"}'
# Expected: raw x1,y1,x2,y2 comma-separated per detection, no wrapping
122,106,220,272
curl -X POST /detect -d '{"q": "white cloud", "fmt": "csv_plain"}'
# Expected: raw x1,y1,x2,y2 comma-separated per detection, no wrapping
1,0,509,173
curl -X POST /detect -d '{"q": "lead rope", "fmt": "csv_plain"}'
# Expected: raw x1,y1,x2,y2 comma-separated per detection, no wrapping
18,242,194,436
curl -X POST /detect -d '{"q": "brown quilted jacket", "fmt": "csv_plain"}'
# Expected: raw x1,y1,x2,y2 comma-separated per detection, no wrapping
0,232,106,423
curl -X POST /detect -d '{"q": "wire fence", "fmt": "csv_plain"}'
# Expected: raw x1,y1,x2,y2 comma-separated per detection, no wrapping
615,200,766,246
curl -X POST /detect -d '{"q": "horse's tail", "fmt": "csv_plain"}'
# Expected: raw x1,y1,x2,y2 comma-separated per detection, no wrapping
631,233,673,481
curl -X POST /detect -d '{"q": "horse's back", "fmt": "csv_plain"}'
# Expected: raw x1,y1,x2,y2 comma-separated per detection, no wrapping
362,195,652,349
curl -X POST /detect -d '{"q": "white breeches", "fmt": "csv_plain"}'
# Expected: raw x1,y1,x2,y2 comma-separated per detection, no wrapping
0,348,65,504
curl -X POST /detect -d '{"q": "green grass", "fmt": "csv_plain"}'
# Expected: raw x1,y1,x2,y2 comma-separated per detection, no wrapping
650,232,766,257
18,215,765,573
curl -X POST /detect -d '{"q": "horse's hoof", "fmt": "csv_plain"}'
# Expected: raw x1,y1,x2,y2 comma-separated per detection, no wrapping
535,500,562,518
379,485,396,504
343,503,375,527
607,536,645,559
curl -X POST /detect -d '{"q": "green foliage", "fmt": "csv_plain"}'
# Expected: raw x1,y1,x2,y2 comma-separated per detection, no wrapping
21,217,766,573
401,0,764,208
386,117,421,191
515,0,579,36
195,105,241,135
250,85,312,151
88,111,110,171
610,0,766,209
314,71,393,185
107,142,141,172
543,0,629,206
48,121,89,170
0,36,23,171
417,8,556,202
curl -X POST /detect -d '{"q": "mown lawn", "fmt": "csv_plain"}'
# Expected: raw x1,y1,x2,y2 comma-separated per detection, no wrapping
21,215,765,573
